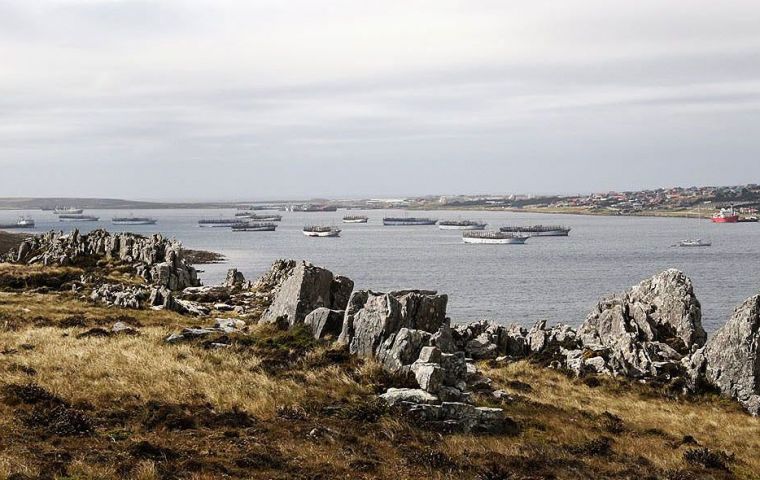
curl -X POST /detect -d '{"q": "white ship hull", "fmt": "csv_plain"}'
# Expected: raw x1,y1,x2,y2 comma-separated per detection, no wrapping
463,236,527,245
343,219,368,223
439,224,486,230
383,220,437,226
303,230,341,237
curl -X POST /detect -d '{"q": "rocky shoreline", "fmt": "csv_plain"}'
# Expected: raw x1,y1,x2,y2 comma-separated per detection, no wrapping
5,229,760,421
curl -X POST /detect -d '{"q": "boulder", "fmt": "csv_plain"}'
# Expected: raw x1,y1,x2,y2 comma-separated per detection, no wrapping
338,289,448,359
404,401,518,435
304,307,344,339
411,362,444,393
259,261,354,327
379,388,439,406
688,294,760,414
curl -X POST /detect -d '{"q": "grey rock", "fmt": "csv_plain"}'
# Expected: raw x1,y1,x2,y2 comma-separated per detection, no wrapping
418,346,442,364
223,268,246,288
260,261,353,327
577,269,704,377
304,307,344,339
412,362,444,393
690,294,760,414
379,388,439,406
465,332,499,359
337,289,448,359
375,328,432,372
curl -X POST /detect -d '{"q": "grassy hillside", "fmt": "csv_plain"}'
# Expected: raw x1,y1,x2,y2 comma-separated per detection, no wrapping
0,278,756,479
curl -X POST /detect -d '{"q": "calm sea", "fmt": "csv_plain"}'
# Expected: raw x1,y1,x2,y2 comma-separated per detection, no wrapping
2,208,758,332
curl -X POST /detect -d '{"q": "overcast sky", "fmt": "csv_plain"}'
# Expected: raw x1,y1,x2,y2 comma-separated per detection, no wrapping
1,0,760,200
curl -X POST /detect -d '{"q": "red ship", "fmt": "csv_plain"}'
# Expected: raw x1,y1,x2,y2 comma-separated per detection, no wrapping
712,207,739,223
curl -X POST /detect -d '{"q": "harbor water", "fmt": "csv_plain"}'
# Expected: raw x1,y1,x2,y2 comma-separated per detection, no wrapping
2,208,758,332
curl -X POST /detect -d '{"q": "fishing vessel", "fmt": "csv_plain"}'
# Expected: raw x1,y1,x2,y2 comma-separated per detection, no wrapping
463,231,528,244
499,225,570,236
112,216,157,225
712,207,739,223
343,215,369,223
289,204,338,212
738,216,758,223
678,239,712,247
303,226,341,237
54,207,83,215
439,220,487,230
59,214,99,222
0,217,35,229
231,222,277,232
198,219,246,228
240,214,282,222
383,217,437,226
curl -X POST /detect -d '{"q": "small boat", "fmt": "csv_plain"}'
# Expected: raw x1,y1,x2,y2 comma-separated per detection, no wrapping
231,222,277,232
59,214,99,222
303,226,341,237
383,217,437,226
0,216,35,229
198,219,246,228
343,215,369,224
112,215,157,225
738,216,759,223
54,207,83,215
678,239,712,247
463,231,528,244
499,225,570,236
712,207,739,223
439,220,487,230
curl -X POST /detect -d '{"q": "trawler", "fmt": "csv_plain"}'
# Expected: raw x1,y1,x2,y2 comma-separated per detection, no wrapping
239,213,282,222
499,225,570,236
439,220,487,230
0,217,35,229
112,215,157,225
342,215,369,223
59,214,99,222
231,222,277,232
198,219,246,228
712,207,739,223
463,231,528,244
303,226,341,237
383,217,437,226
54,207,83,215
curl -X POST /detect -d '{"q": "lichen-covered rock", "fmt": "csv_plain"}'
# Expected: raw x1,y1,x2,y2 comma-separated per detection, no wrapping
687,294,760,414
259,261,353,327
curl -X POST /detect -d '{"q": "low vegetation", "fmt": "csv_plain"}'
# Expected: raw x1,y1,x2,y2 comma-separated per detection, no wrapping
0,265,757,479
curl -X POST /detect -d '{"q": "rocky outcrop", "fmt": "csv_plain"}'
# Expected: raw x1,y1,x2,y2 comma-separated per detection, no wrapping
259,261,354,327
686,294,760,414
576,269,704,377
6,229,199,291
